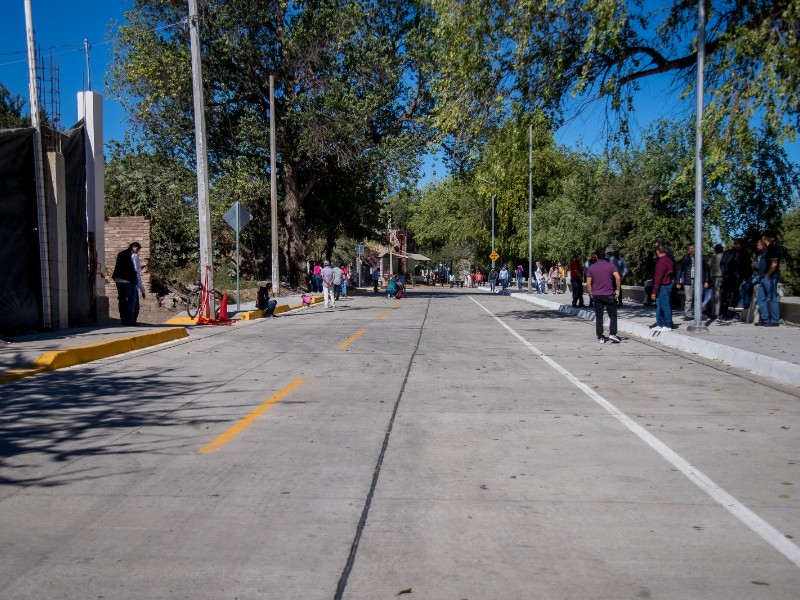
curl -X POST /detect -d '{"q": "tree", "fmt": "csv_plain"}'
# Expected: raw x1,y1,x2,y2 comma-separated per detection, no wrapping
431,0,800,158
104,144,199,276
715,127,800,244
109,0,434,285
0,82,28,129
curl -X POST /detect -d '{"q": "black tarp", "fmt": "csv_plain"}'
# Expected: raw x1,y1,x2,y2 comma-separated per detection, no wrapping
62,122,90,326
0,128,41,332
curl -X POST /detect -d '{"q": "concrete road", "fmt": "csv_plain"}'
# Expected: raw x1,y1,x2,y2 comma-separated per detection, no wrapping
1,288,798,599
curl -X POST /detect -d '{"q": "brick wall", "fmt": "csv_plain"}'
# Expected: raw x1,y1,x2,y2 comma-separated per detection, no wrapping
104,217,153,319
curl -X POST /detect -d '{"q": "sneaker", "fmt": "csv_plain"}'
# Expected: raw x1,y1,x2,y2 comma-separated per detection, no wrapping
657,326,672,332
608,334,621,343
598,336,606,344
765,322,780,327
649,323,658,329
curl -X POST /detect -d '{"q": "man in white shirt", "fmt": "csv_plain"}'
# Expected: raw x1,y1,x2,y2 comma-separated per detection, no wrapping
321,260,336,308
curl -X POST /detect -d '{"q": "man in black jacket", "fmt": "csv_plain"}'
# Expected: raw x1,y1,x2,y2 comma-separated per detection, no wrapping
112,242,145,326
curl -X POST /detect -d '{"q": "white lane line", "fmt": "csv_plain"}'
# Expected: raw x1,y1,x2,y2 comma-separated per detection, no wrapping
469,295,800,569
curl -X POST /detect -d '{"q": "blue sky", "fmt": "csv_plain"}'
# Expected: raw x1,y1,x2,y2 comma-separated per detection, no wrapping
2,0,797,179
0,0,130,141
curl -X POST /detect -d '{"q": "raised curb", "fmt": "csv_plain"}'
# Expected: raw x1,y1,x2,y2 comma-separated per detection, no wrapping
239,295,324,321
0,327,189,385
492,290,800,388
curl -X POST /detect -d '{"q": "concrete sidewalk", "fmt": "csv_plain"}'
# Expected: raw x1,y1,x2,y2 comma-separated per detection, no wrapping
0,290,340,384
479,286,800,387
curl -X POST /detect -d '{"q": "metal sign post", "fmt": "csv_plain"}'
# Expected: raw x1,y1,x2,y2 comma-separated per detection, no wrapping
223,202,253,311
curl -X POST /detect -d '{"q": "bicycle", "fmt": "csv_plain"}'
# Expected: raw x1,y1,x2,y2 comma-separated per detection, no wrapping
186,284,223,319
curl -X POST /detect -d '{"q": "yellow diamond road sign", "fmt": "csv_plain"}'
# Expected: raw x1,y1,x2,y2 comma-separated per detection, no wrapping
489,251,500,261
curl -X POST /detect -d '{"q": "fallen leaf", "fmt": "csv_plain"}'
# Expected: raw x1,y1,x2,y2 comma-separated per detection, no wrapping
396,588,413,596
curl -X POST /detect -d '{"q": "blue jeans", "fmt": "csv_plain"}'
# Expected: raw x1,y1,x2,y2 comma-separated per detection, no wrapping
501,279,508,293
738,276,757,308
342,279,347,296
757,277,780,324
115,281,138,325
489,280,496,292
656,283,674,328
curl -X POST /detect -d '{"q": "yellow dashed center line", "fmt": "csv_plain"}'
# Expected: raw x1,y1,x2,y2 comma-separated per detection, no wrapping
199,376,306,454
338,328,366,349
375,310,389,320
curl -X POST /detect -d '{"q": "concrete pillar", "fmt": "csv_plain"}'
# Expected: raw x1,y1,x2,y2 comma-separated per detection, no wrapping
45,151,69,329
78,91,108,323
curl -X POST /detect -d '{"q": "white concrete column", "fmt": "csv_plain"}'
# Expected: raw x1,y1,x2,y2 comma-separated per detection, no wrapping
78,91,107,321
46,151,69,329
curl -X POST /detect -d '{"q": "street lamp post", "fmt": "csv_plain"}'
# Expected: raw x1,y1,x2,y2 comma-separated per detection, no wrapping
528,124,533,293
491,195,495,269
688,0,708,333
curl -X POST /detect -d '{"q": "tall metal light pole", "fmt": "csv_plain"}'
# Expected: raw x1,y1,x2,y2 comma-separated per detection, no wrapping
528,124,533,293
477,176,497,269
688,0,708,333
269,75,279,296
491,195,495,269
188,0,214,315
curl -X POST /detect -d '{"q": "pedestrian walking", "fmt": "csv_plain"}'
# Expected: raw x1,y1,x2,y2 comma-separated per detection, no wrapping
613,250,628,306
489,267,498,293
322,260,336,308
515,265,524,291
569,253,585,307
586,248,621,343
499,264,510,294
333,263,344,300
372,266,380,293
651,244,675,331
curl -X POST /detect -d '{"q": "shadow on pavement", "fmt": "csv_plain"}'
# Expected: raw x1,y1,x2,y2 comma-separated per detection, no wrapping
0,366,225,488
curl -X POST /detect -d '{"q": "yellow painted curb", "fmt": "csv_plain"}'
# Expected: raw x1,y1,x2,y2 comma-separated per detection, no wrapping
239,296,325,321
0,327,189,385
164,316,199,325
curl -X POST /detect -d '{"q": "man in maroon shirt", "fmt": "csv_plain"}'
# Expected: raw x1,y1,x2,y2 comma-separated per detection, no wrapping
586,248,622,343
651,244,675,331
569,252,585,307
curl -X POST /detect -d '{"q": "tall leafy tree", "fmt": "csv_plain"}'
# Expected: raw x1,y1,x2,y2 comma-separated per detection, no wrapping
109,0,434,285
105,145,199,275
431,0,800,157
0,82,28,129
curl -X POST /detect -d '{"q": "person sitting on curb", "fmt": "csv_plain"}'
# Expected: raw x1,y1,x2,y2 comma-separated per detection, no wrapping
256,283,278,317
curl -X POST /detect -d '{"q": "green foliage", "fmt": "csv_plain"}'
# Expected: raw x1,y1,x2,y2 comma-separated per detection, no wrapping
108,0,435,285
430,0,800,163
781,208,800,295
0,82,28,129
104,144,199,275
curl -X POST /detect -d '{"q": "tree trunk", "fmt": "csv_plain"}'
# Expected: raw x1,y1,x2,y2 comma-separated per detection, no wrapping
282,163,311,288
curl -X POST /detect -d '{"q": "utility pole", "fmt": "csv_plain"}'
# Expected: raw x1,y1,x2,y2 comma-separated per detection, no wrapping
528,124,533,293
83,38,91,91
188,0,214,315
25,0,51,329
688,0,708,333
270,75,279,296
491,195,495,269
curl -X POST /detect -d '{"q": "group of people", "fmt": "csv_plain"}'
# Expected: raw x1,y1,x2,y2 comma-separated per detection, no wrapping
648,232,782,329
309,261,350,304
